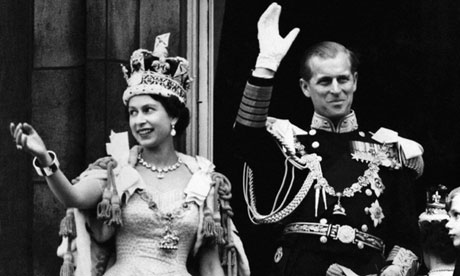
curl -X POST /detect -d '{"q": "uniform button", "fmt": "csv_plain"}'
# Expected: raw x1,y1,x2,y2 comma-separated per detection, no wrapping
274,247,283,263
320,236,328,243
312,141,320,148
365,189,372,196
361,224,368,232
309,129,317,136
359,131,365,137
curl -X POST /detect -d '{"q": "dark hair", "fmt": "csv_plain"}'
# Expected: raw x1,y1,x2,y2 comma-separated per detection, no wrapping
419,220,457,264
299,41,359,81
151,94,190,136
126,94,190,136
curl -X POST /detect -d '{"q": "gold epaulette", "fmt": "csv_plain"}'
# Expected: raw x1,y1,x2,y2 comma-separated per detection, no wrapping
371,127,424,177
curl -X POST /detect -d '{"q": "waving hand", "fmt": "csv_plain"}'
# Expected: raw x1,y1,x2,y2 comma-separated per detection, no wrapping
255,2,300,72
10,122,50,164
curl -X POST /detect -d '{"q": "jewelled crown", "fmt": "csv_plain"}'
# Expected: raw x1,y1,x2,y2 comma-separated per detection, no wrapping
121,33,191,105
419,184,449,223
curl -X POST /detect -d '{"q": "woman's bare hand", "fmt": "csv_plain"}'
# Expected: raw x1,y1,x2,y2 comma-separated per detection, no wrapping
10,122,50,164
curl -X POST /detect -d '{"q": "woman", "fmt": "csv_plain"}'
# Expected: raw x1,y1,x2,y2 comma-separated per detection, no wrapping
446,187,460,276
419,186,456,276
10,34,248,276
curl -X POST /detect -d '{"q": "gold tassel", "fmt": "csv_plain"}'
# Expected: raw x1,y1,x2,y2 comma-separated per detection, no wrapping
215,223,226,245
231,248,237,276
97,187,112,220
59,252,74,276
226,248,238,276
59,209,76,239
108,194,122,226
203,209,216,238
107,162,122,226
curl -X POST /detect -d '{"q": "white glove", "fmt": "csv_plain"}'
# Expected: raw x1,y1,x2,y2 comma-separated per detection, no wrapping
256,2,300,72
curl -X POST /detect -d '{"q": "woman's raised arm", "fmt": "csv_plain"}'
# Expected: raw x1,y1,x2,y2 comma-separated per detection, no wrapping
10,122,104,209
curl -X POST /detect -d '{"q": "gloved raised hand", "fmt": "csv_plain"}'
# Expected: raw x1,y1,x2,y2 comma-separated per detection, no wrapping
255,2,300,72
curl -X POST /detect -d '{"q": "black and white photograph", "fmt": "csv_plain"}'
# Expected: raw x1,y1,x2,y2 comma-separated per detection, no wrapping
2,1,460,275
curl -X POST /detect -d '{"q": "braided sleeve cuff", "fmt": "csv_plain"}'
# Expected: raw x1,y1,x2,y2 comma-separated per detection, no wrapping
236,82,273,128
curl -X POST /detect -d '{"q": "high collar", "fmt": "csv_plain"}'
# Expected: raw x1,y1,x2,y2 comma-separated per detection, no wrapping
428,267,455,276
310,111,358,133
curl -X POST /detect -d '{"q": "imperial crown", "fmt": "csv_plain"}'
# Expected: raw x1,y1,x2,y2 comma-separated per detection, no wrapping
419,184,449,222
121,33,190,105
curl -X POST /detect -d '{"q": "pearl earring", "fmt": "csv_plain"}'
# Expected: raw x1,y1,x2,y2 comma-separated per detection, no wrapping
171,123,176,136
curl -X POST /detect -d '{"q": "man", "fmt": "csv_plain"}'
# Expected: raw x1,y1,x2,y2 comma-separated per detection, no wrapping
234,3,424,276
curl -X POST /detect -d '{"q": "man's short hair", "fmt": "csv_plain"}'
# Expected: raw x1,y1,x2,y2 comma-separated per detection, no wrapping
299,41,359,81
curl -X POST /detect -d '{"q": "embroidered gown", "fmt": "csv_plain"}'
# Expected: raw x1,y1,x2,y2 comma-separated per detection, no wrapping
75,154,216,276
56,150,251,276
103,187,199,276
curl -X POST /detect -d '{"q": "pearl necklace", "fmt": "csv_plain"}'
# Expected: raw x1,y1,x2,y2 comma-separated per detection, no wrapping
137,154,183,179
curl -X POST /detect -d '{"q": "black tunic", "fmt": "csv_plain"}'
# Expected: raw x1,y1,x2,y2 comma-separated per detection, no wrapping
234,78,420,276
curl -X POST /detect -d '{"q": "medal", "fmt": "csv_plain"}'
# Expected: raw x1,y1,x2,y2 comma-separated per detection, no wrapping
314,145,388,218
138,190,189,251
159,226,180,251
332,194,346,216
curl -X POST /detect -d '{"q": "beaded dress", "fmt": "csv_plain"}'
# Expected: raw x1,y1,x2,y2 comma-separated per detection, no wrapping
100,154,213,276
103,185,199,276
56,149,250,276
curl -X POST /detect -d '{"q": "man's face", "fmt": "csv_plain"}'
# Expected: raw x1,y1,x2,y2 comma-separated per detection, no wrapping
446,194,460,248
299,52,357,120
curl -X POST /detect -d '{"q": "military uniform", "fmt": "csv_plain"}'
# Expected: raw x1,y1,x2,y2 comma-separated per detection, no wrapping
234,76,422,276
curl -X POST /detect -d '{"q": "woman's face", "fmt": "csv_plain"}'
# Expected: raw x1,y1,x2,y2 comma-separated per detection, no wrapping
446,194,460,249
128,95,176,149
